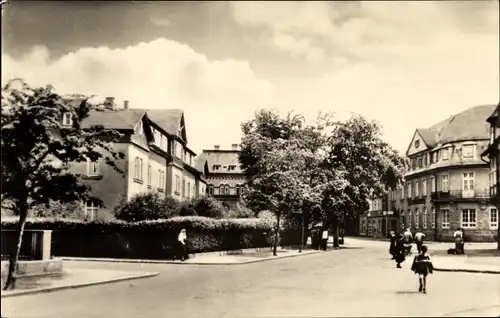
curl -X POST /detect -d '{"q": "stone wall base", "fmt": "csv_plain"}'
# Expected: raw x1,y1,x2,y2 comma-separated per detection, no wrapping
0,259,64,286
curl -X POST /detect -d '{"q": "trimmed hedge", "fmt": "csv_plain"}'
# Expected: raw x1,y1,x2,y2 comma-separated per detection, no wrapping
1,216,276,259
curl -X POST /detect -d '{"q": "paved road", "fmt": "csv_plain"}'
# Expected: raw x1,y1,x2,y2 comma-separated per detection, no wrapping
3,239,500,317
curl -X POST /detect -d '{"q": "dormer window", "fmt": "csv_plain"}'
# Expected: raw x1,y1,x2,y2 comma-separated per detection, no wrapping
62,112,73,127
228,165,236,171
462,144,475,159
441,146,450,161
213,165,221,170
414,140,420,148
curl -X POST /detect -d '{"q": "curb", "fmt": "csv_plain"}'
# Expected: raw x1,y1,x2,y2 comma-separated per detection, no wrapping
434,268,500,274
61,250,325,266
1,272,159,298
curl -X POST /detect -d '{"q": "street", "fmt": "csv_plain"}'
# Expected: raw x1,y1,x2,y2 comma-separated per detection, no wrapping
2,239,500,318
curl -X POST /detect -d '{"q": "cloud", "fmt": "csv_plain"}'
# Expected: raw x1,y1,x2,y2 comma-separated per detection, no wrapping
149,16,172,28
229,1,499,152
1,39,274,153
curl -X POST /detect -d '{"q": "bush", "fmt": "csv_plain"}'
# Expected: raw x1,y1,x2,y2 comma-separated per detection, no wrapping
225,203,256,219
31,201,86,219
0,216,276,259
114,193,180,222
179,196,227,218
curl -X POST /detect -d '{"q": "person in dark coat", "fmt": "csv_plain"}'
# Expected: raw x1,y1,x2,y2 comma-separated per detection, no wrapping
389,231,397,259
411,245,434,294
394,232,405,268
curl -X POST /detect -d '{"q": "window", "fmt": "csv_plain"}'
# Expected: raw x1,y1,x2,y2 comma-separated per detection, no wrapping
441,175,449,192
414,140,420,148
175,175,181,193
187,182,191,198
422,208,427,229
136,121,144,135
431,207,436,229
415,181,419,197
415,208,420,228
407,183,412,198
236,185,241,196
226,185,230,195
213,165,221,170
441,209,450,228
422,179,427,196
408,209,413,227
147,165,152,187
84,201,98,221
182,178,186,197
86,158,100,176
430,176,436,192
490,208,498,229
193,184,196,198
462,172,474,191
417,157,423,168
172,141,177,156
461,209,477,228
158,170,165,190
208,185,214,195
228,165,236,171
442,147,449,160
134,157,143,181
161,135,168,151
62,112,73,126
462,144,474,159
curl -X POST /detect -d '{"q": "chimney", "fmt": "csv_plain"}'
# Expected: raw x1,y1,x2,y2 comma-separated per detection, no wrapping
124,100,129,110
231,144,238,151
214,145,220,151
104,97,115,110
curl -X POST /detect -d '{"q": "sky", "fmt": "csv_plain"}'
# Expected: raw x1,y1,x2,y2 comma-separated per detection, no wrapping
2,1,499,155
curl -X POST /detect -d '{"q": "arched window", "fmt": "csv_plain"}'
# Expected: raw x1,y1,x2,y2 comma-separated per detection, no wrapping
225,185,230,195
207,184,214,196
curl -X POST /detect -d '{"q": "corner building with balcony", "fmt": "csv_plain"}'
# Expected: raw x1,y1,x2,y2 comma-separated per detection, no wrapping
403,104,498,242
480,104,500,247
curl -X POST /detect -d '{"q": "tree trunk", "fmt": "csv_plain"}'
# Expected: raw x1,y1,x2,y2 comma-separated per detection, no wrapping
299,211,305,253
3,203,29,290
273,210,281,256
333,217,340,248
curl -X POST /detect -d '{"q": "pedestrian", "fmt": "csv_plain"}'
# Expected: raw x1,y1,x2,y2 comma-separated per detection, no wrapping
173,228,189,262
453,227,463,254
389,231,397,259
321,228,329,251
403,228,413,255
394,232,406,268
460,228,466,254
414,229,426,253
410,245,434,294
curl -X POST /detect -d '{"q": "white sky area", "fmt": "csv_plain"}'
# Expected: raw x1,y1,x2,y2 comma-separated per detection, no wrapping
2,1,499,155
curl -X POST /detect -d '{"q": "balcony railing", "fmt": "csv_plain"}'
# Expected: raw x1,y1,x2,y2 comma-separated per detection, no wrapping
430,189,490,200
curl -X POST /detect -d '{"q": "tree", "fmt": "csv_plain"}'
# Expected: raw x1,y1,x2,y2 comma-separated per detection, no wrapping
323,115,407,246
239,110,325,255
1,79,124,290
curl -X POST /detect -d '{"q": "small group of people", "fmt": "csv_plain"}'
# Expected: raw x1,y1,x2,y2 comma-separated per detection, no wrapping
453,227,465,254
389,228,434,293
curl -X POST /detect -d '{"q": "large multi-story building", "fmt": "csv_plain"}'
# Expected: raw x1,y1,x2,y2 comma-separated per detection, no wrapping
73,98,207,219
359,188,404,238
403,104,497,242
481,104,499,247
195,144,245,209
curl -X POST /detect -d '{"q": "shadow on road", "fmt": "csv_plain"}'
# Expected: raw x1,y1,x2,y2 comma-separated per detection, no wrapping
395,291,422,295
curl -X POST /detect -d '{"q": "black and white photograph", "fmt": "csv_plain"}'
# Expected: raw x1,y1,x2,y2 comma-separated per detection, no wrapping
1,1,499,317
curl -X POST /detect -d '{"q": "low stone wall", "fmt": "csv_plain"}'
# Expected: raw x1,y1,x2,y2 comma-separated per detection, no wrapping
1,259,64,286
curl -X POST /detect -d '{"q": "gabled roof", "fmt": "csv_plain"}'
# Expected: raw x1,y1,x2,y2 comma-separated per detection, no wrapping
407,105,496,154
195,150,244,175
81,110,146,130
132,109,186,142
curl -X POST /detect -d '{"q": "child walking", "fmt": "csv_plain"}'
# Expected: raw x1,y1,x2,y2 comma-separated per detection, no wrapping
411,245,434,294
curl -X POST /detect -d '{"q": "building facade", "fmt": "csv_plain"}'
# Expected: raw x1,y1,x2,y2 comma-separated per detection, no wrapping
481,104,499,247
73,98,206,220
359,190,403,238
195,144,245,209
402,105,497,242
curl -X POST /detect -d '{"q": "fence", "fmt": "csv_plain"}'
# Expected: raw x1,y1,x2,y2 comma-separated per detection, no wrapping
1,230,47,261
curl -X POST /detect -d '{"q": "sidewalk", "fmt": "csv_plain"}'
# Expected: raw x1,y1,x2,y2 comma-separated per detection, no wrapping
1,268,159,298
62,248,323,265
